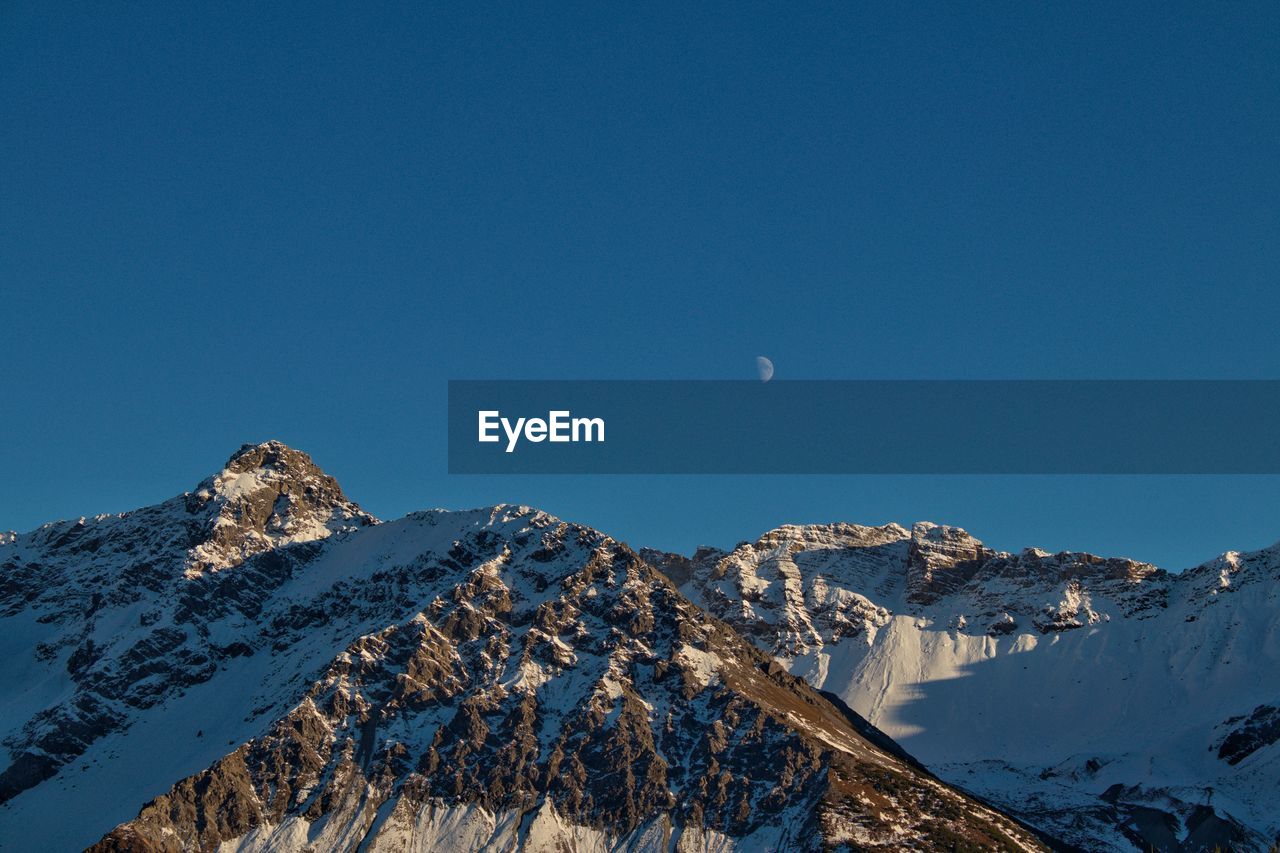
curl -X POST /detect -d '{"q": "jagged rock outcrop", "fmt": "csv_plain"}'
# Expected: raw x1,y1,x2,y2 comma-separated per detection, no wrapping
907,522,996,604
186,440,374,574
1217,704,1280,766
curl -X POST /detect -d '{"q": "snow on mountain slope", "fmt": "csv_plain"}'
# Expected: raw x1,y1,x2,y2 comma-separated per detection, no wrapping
673,522,1280,851
0,446,1046,852
0,442,375,814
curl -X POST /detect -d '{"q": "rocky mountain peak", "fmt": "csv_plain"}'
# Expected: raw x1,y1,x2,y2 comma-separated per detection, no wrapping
222,440,322,475
0,443,382,809
185,441,376,574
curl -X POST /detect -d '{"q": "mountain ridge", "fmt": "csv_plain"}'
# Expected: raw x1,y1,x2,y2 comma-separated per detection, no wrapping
664,520,1280,850
2,443,1276,850
0,443,1050,852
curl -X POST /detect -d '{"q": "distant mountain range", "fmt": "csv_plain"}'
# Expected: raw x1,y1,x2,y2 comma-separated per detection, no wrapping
0,442,1275,851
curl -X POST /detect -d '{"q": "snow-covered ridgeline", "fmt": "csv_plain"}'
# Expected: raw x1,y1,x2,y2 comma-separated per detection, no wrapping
1,447,1046,852
675,521,1280,851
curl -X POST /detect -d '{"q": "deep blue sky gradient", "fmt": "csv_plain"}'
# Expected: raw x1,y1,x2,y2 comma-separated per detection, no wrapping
3,2,1279,569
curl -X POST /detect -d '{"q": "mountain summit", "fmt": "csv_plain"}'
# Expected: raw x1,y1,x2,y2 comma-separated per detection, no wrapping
186,440,376,574
0,442,373,810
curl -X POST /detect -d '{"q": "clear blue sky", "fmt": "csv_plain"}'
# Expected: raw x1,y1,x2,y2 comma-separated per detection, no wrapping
3,2,1279,570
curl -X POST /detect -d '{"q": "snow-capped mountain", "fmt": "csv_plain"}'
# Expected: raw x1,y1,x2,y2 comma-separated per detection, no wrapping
0,442,375,811
0,444,1045,852
659,522,1280,851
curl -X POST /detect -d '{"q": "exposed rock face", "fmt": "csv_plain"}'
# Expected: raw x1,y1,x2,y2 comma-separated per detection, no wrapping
0,449,1045,852
673,522,1280,851
1217,704,1280,766
906,522,995,604
675,522,1175,661
676,523,907,656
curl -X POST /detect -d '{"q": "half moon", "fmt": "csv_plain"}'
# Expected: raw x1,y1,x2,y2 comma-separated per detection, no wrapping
756,356,774,383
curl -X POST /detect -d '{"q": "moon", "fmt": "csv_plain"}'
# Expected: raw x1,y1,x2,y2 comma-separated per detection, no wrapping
756,356,774,383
